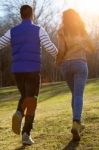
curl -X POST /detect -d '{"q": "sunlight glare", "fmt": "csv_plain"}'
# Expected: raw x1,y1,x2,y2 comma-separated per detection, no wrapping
72,0,99,14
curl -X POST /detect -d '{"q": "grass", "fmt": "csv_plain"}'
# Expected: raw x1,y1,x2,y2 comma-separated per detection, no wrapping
0,80,99,150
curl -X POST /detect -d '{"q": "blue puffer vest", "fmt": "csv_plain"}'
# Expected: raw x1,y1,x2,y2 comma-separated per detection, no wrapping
11,19,41,72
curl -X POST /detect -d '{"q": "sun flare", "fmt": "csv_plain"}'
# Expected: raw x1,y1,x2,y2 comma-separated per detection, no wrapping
56,0,99,16
75,0,99,14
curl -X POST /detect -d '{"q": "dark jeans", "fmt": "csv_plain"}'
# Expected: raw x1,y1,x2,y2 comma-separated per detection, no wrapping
60,60,88,121
14,72,40,135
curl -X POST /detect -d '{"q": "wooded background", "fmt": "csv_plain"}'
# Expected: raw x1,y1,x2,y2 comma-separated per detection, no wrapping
0,0,99,87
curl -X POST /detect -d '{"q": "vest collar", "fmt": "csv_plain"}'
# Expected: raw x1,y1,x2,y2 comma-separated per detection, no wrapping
22,19,33,24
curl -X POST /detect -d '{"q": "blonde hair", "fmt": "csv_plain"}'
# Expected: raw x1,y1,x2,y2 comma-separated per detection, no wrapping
60,9,87,37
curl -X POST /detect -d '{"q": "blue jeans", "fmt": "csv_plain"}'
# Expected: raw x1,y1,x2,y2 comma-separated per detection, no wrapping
60,60,88,121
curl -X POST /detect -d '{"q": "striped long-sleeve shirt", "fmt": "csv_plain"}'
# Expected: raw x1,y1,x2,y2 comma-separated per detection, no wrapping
0,26,58,57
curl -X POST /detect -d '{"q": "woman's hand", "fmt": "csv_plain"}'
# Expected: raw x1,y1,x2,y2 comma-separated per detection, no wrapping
54,51,63,67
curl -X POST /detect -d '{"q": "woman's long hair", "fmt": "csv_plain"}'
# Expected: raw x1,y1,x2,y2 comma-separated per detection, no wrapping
60,9,87,37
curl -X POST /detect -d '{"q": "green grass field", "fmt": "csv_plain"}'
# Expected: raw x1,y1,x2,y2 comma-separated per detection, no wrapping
0,80,99,150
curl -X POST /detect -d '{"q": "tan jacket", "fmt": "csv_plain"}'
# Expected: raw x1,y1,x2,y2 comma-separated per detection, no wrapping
56,28,95,65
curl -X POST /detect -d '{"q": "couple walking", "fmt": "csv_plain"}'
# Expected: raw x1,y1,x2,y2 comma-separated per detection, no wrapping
0,5,95,145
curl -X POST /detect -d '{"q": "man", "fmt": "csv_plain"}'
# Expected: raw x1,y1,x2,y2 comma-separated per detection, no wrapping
0,5,58,145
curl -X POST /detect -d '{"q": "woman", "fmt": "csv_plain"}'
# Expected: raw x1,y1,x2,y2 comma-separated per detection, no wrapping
56,9,95,141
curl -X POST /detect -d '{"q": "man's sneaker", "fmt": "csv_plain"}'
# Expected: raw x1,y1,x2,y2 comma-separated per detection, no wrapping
71,121,85,141
22,132,34,145
12,111,22,135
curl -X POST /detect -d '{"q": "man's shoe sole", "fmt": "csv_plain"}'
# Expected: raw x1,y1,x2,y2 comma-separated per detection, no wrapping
12,113,22,135
22,140,34,146
71,128,80,141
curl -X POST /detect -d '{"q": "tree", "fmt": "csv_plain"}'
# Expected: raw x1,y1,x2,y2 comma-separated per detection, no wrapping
84,14,99,78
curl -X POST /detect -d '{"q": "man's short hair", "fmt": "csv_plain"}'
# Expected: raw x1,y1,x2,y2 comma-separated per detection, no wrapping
20,5,33,19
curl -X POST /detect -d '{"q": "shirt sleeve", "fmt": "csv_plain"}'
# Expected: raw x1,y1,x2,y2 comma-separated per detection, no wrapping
39,27,58,57
0,30,11,50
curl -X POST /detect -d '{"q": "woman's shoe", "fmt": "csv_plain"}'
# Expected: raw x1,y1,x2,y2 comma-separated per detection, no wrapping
71,121,85,141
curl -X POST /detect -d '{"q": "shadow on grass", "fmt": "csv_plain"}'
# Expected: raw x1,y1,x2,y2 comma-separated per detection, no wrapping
15,145,27,150
39,85,70,102
0,82,69,104
62,140,79,150
85,116,99,122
